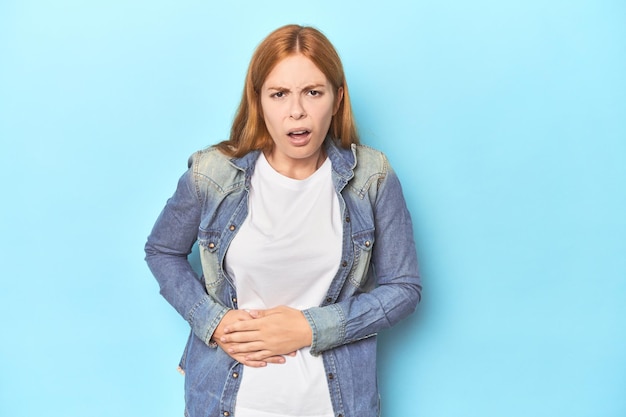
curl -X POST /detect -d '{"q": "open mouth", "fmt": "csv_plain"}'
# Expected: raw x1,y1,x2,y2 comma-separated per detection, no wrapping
288,130,311,139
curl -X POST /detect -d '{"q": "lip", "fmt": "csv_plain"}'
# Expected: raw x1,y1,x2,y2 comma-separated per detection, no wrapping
286,128,312,146
287,127,311,135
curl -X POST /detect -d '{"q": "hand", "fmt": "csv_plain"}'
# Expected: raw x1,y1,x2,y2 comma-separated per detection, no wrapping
212,310,290,368
220,305,312,363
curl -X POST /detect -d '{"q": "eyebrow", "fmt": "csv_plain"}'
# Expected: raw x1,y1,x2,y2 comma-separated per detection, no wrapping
265,83,328,91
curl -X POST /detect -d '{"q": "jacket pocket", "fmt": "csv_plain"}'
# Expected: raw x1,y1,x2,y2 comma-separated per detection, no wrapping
197,228,220,253
348,230,375,289
197,229,223,290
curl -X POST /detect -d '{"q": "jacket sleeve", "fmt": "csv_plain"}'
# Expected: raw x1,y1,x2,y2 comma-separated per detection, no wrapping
144,156,229,346
303,163,422,355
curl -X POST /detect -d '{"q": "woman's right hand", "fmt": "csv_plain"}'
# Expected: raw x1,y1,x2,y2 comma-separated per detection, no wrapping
212,310,292,367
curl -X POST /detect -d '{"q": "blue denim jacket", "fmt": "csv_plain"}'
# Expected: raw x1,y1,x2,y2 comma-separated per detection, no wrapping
145,138,421,417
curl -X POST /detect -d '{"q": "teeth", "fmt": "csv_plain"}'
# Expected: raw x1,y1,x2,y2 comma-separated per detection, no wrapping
291,130,308,135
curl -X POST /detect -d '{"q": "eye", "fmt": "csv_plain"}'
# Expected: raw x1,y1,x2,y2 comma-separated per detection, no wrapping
271,91,285,98
308,90,322,97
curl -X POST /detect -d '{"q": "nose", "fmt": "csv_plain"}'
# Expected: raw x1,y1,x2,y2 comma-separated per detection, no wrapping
289,97,306,119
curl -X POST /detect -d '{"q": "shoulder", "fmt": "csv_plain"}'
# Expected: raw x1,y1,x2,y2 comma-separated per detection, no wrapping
188,146,231,170
338,144,391,199
353,144,389,174
187,146,247,193
352,144,390,187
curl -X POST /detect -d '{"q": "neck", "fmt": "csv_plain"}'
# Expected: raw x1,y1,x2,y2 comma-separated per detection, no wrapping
264,149,326,180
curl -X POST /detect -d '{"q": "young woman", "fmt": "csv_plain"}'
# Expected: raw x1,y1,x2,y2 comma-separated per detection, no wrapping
145,24,421,417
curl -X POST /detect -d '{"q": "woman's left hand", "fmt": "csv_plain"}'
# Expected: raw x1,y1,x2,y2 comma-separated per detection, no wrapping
219,305,312,362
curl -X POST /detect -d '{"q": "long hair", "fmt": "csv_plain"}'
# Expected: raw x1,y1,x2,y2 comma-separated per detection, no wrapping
217,25,359,157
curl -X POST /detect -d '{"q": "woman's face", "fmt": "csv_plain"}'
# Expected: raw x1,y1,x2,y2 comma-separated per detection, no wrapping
260,54,342,175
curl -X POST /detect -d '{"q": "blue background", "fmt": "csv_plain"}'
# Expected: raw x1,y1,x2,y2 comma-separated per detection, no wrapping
1,1,625,416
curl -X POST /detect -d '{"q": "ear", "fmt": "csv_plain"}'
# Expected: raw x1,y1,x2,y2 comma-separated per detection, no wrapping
333,87,344,115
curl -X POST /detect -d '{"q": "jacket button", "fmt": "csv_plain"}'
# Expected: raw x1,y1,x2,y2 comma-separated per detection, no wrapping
232,297,237,304
326,297,332,303
229,224,236,231
365,240,371,247
208,242,216,249
345,216,350,223
328,373,334,380
232,372,239,379
341,260,348,267
223,412,230,417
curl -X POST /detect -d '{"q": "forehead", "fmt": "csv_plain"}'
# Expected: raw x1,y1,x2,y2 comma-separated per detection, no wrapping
263,54,328,87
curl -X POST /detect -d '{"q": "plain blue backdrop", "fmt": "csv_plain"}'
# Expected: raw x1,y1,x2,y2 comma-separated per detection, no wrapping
1,1,625,416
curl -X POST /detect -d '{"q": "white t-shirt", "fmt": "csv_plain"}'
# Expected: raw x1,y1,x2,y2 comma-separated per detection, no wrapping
225,153,342,417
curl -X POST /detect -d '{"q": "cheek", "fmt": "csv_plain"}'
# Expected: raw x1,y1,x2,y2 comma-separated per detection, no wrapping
317,104,335,124
262,102,286,121
261,105,278,129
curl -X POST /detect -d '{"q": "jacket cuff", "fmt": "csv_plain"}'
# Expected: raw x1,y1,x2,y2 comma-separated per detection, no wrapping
187,295,230,347
302,304,345,355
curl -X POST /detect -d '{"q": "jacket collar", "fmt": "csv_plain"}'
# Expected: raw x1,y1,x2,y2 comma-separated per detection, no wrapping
227,136,356,181
325,137,356,182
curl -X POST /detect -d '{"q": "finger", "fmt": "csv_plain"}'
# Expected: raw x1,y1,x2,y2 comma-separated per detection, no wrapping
245,350,280,362
221,349,268,368
240,359,268,368
226,341,265,355
224,319,260,333
263,355,287,364
220,330,260,344
226,349,286,366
